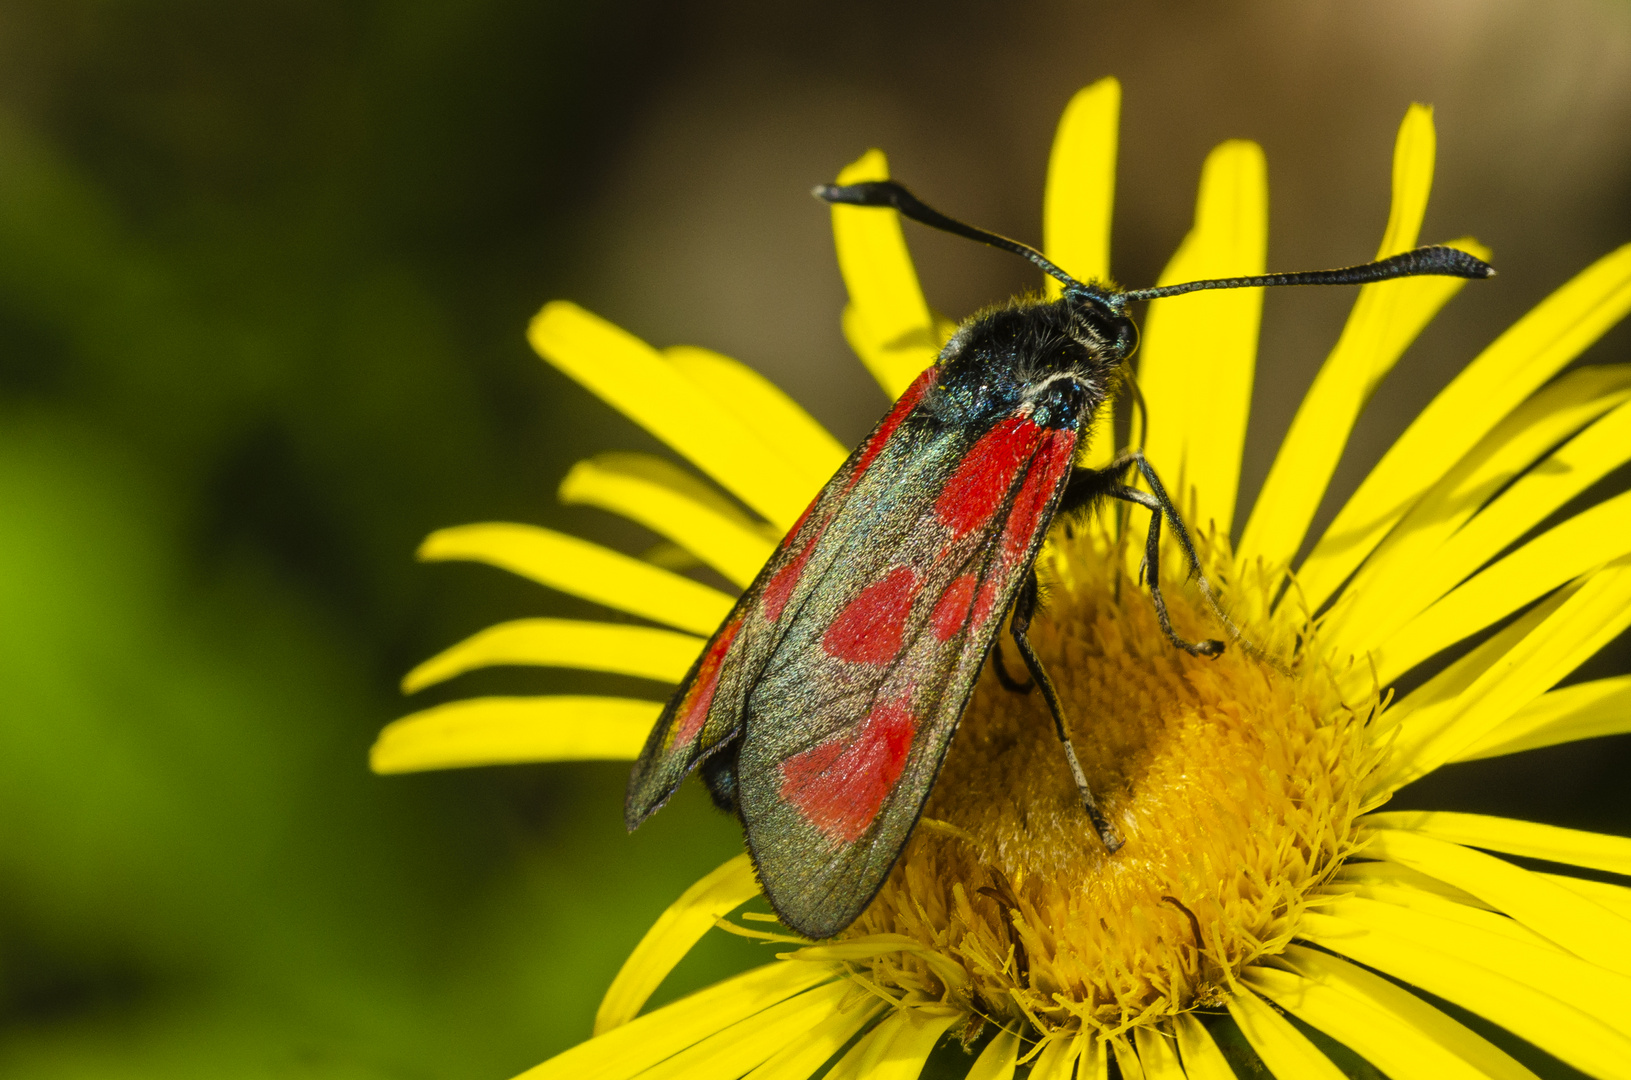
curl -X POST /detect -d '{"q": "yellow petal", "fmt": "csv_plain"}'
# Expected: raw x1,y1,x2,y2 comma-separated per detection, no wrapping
420,523,733,636
1362,828,1631,976
822,1007,960,1080
1326,877,1564,954
665,345,847,492
370,695,656,773
1333,859,1494,911
595,853,761,1034
963,1028,1019,1080
402,618,702,694
1134,1026,1183,1080
1324,366,1631,652
1372,491,1631,684
1273,945,1540,1080
1364,811,1631,877
1239,106,1462,569
559,453,777,589
742,997,886,1080
1298,908,1631,1080
1544,874,1631,921
1031,1035,1082,1080
1298,241,1631,609
636,980,853,1080
1245,964,1503,1080
1044,77,1120,293
1432,391,1631,585
1454,674,1631,760
529,301,810,529
1109,1037,1144,1080
1225,988,1347,1080
1172,1015,1236,1080
1080,1039,1108,1080
1314,895,1631,1037
1373,554,1631,787
517,961,838,1080
1137,139,1266,534
831,150,939,400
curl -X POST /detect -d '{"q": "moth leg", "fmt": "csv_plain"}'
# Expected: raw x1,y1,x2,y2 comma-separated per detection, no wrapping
1010,570,1124,852
1104,481,1225,657
1062,448,1229,657
991,640,1034,693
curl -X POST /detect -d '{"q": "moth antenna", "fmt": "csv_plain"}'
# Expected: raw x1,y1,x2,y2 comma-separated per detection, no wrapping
815,179,1087,292
1120,245,1493,302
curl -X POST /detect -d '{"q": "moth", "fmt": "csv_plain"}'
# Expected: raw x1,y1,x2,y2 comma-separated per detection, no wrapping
625,179,1493,939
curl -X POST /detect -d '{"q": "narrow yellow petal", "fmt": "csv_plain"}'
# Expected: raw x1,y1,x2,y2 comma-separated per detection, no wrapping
1456,674,1631,760
1044,78,1120,469
1373,555,1631,787
517,961,838,1080
1134,1026,1184,1080
1368,575,1566,730
1044,77,1120,293
1326,877,1564,953
1080,1038,1108,1080
1137,139,1266,534
637,980,853,1080
831,150,939,399
963,1028,1019,1080
1225,988,1347,1080
1246,963,1504,1080
1334,859,1494,911
1311,897,1631,1038
1031,1035,1082,1080
1298,241,1631,609
822,1008,960,1080
529,301,810,529
402,618,702,694
1275,945,1541,1080
1362,828,1631,976
1109,1037,1144,1080
559,453,777,589
370,696,657,773
1298,908,1631,1080
1544,874,1631,921
1239,106,1462,569
742,998,886,1080
1364,811,1631,877
665,345,847,491
1324,366,1631,652
420,523,733,636
595,854,761,1034
1373,491,1631,683
1172,1015,1235,1080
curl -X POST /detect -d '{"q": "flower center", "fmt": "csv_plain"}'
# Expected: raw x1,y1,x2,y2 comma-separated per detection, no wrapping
843,519,1381,1041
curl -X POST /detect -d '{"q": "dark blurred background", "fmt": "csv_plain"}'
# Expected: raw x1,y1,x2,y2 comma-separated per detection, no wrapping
0,0,1627,1076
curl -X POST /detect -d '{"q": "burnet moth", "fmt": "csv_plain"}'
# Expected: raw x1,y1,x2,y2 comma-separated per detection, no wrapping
625,178,1494,939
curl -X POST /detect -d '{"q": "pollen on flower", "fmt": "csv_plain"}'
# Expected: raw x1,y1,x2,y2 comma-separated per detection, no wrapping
839,514,1386,1043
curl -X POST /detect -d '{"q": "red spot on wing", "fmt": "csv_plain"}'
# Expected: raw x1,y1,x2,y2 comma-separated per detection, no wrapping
930,573,978,642
972,576,1002,631
822,566,919,664
847,369,933,492
778,696,918,842
763,528,821,623
935,417,1045,539
670,614,741,748
998,429,1076,564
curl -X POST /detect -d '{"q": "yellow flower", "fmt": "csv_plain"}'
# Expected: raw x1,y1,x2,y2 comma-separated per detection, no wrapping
373,78,1631,1080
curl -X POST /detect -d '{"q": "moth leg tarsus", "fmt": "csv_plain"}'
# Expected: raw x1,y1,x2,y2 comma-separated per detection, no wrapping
1088,452,1233,660
991,640,1035,693
1010,571,1124,853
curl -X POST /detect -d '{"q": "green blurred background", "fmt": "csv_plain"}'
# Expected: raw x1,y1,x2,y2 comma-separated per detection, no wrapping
0,1,1628,1076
